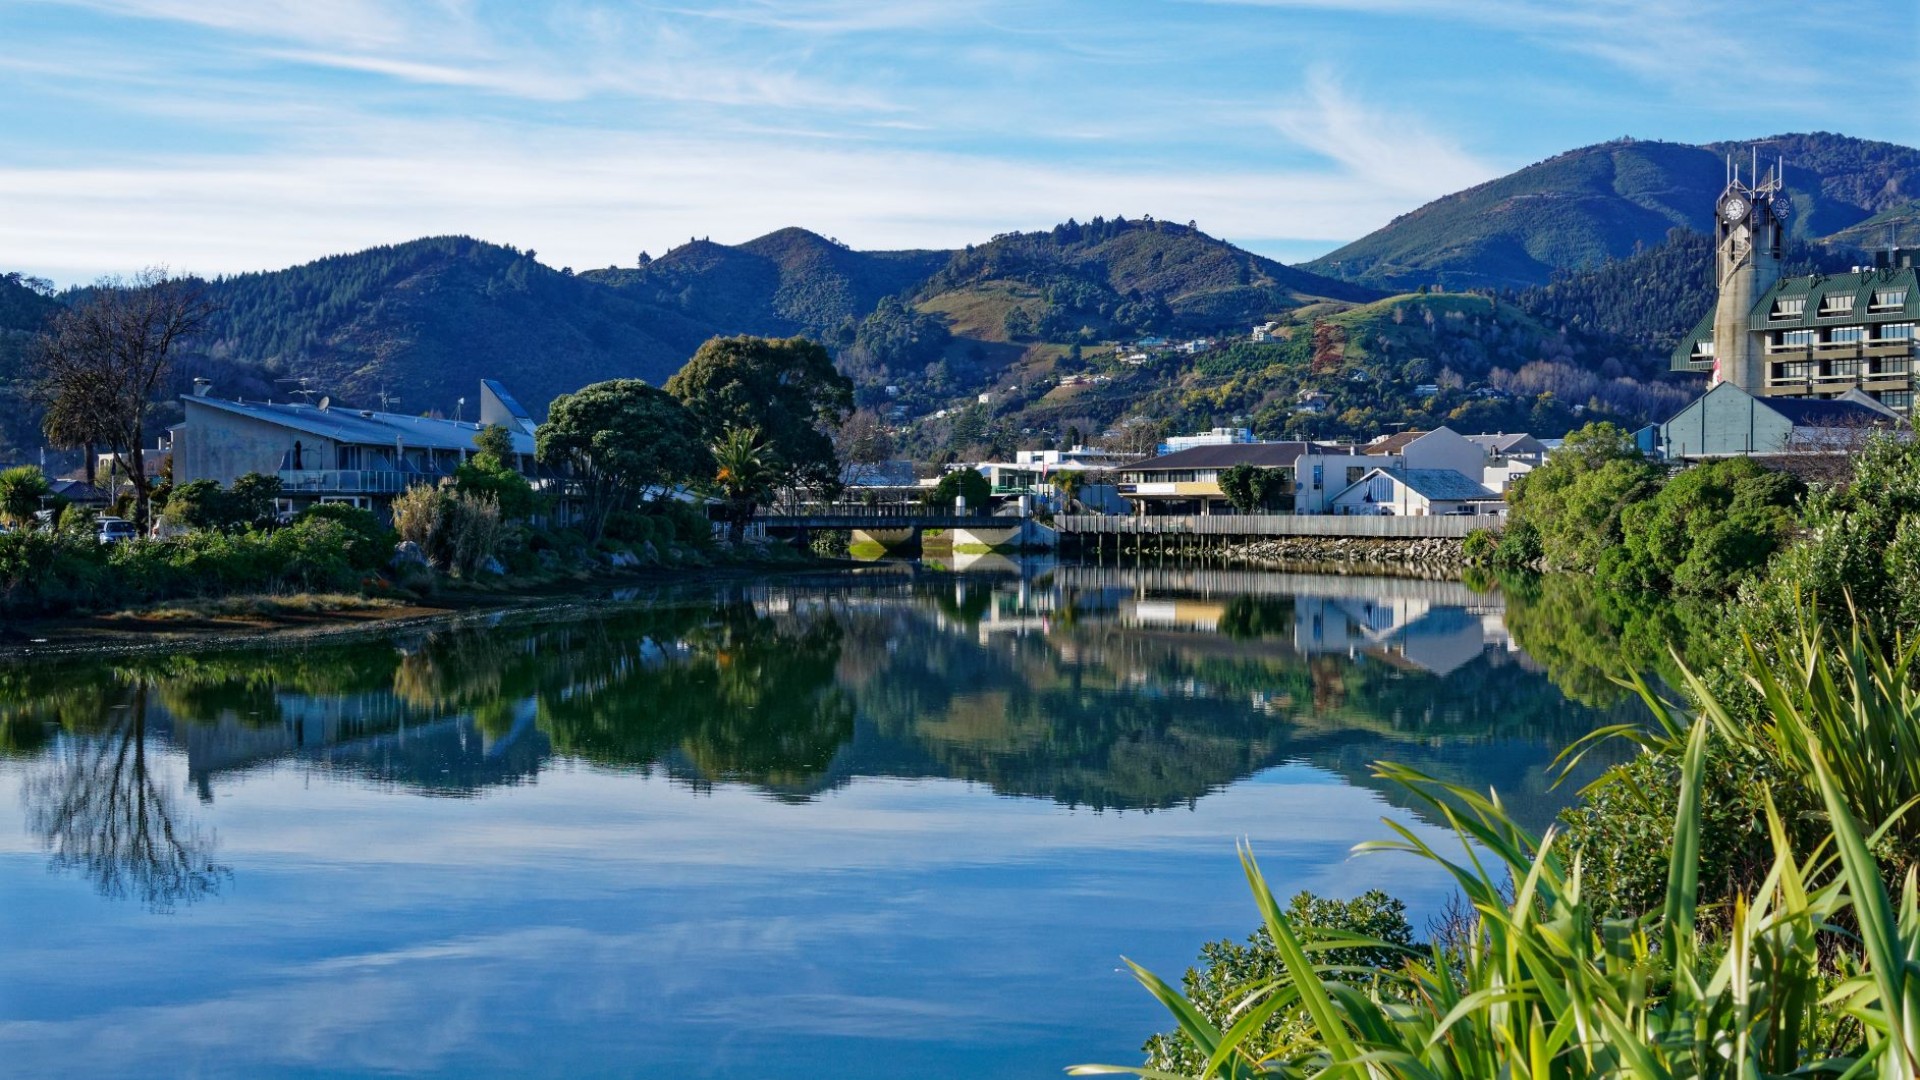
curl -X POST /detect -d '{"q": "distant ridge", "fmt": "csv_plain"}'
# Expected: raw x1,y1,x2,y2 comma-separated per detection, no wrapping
1306,132,1920,291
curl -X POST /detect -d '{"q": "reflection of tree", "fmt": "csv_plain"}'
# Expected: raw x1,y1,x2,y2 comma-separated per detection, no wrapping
539,605,853,789
1217,595,1295,640
1500,574,1701,708
24,684,227,911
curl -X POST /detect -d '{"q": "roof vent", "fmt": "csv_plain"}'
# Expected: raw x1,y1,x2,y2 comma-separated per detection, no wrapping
359,410,374,418
191,377,212,398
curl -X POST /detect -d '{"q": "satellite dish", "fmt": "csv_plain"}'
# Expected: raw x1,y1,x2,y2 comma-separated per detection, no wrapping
318,396,331,411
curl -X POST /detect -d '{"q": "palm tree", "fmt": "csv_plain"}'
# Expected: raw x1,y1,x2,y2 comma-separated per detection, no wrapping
711,425,775,543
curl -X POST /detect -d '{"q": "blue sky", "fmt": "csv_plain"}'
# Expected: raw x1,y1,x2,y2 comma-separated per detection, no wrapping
3,0,1916,285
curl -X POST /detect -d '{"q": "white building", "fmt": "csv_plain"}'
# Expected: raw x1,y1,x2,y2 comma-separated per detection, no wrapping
1329,468,1502,517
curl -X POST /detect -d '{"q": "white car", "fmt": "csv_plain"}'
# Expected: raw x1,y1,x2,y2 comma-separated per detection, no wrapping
95,517,137,545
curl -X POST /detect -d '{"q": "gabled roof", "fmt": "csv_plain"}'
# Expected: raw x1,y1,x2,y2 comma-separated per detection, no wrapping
1759,395,1893,428
1393,468,1498,500
1464,432,1544,454
1363,430,1427,455
184,396,536,455
1123,442,1309,471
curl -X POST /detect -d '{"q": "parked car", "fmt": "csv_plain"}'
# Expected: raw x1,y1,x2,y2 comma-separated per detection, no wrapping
96,517,137,545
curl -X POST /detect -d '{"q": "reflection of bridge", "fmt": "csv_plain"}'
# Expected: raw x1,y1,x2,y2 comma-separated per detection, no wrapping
1050,565,1499,608
758,505,1054,550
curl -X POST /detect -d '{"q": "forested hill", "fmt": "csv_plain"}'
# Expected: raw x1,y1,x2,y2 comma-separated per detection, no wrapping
581,228,949,337
198,236,719,413
173,221,1372,419
1508,228,1857,364
1306,132,1920,292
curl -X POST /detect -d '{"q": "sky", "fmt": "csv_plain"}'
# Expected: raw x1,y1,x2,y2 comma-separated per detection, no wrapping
2,0,1917,286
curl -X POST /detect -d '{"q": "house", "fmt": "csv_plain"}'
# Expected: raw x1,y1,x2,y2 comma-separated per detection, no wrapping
1658,382,1901,460
1116,442,1308,515
1251,322,1281,343
1329,468,1502,517
172,380,541,513
1463,432,1549,466
1160,427,1255,454
1361,427,1488,478
1295,391,1332,415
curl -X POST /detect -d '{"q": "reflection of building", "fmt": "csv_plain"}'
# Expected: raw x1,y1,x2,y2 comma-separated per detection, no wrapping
1292,594,1510,677
168,691,547,798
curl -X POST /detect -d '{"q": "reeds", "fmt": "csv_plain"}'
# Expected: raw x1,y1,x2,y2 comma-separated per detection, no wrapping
1078,620,1920,1078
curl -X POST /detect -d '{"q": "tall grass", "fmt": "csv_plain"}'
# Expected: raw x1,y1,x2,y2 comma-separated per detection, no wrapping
1077,634,1920,1078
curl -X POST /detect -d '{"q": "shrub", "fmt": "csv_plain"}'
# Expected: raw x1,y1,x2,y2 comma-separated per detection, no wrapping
1459,528,1498,564
392,484,503,577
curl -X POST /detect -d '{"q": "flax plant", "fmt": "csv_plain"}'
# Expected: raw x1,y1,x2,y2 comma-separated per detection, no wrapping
1076,640,1920,1078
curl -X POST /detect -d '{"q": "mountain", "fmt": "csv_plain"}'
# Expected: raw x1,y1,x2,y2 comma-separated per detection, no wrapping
179,222,1372,419
198,236,721,414
1306,133,1920,291
1823,201,1920,251
581,228,949,337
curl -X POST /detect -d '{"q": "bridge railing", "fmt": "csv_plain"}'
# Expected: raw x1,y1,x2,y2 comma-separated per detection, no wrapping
1054,513,1493,538
759,503,1001,522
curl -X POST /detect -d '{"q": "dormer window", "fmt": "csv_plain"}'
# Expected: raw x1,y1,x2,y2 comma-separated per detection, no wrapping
1820,293,1857,317
1771,297,1805,319
1871,288,1909,312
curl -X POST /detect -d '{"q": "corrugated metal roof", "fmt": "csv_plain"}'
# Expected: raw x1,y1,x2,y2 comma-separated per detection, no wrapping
1393,469,1497,501
184,396,536,454
1123,442,1308,471
1759,396,1893,428
1749,266,1919,331
1363,430,1427,455
1464,433,1541,453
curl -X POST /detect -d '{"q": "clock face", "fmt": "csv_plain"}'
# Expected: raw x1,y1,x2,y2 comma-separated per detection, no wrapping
1722,196,1751,223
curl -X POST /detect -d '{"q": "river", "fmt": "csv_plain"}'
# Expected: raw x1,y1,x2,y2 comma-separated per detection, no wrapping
0,562,1635,1077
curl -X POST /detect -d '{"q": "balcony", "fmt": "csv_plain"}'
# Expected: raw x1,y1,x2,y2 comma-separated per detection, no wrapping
1766,345,1813,358
1814,340,1865,356
1864,340,1916,358
279,469,438,495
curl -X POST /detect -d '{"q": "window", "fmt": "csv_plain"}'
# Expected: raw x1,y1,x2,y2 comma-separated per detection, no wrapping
1776,329,1815,348
1820,293,1857,316
1830,360,1862,379
1878,323,1915,341
1872,358,1910,377
1693,337,1715,357
1776,361,1814,381
1880,391,1913,410
1346,466,1366,485
1871,289,1909,311
1830,326,1864,345
1771,297,1806,319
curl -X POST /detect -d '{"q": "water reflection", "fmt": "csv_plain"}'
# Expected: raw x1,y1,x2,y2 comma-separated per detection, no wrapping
18,682,228,911
7,566,1631,906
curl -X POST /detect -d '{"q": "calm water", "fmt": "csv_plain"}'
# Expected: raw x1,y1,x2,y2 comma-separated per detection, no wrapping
0,563,1627,1078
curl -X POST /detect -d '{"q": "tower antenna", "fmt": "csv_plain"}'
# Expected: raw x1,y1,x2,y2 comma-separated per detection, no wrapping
1752,146,1758,190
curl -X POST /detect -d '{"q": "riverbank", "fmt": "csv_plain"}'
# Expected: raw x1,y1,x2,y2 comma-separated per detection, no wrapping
0,558,869,661
1151,535,1469,574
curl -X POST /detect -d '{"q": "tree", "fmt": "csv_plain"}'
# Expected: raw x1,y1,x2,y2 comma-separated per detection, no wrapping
227,472,283,531
709,425,776,543
1218,465,1287,513
1504,421,1661,571
664,336,854,495
833,409,895,487
536,380,710,540
0,466,50,526
925,468,989,509
33,269,216,528
454,423,536,520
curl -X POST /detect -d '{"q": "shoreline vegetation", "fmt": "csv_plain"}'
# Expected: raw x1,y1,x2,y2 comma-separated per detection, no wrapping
1093,423,1920,1076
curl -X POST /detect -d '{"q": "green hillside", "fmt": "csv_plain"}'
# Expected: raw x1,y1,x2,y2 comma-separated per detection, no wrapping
581,227,948,337
200,236,717,413
1307,133,1920,291
1823,201,1920,250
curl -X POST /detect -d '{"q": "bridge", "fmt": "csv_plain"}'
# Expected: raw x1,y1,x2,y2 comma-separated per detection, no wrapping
757,505,1005,530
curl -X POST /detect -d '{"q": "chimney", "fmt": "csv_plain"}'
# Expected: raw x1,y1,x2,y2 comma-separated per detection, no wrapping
191,377,213,397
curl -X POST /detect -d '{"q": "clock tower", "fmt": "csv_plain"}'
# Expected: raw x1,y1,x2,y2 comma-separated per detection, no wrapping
1709,153,1789,393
